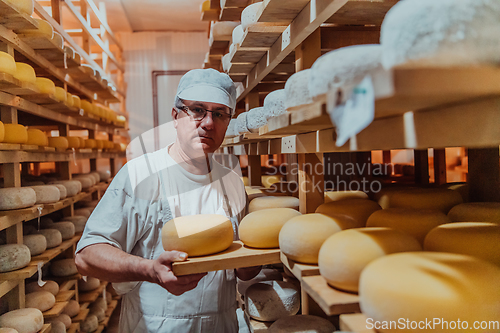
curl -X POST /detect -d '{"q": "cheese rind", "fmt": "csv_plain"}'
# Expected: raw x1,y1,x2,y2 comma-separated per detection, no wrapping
23,234,47,256
319,227,422,292
26,129,48,146
50,258,78,277
385,188,463,214
268,315,335,333
27,185,60,204
0,308,44,333
14,63,36,84
284,69,313,109
0,187,36,210
54,87,67,103
78,277,100,292
232,24,244,45
52,184,67,199
263,89,287,118
241,3,263,30
80,315,98,333
315,198,382,229
324,190,368,203
162,214,234,257
36,229,62,248
447,202,500,223
50,222,75,240
25,280,59,296
245,281,300,321
48,137,69,150
0,244,31,273
25,291,56,312
249,196,299,213
62,300,80,317
35,77,56,95
0,51,17,76
47,314,71,329
49,321,66,333
3,124,28,144
239,208,302,248
48,180,81,196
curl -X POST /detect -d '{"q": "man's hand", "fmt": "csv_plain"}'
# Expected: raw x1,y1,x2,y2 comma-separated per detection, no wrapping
151,250,207,296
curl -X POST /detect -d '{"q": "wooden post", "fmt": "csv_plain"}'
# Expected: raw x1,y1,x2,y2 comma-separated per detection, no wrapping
58,124,73,217
295,28,321,72
80,0,91,54
109,133,115,177
88,129,97,172
382,150,391,165
245,91,260,112
298,153,324,214
248,155,262,187
51,0,62,24
468,148,500,202
414,149,429,185
1,106,21,188
433,149,447,185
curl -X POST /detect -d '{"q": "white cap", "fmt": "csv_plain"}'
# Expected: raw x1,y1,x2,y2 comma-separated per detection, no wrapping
176,68,237,113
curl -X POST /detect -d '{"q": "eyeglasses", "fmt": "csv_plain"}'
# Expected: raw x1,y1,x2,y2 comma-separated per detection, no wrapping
177,105,231,122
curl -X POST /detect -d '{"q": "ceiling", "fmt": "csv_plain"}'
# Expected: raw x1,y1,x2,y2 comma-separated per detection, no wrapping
101,0,209,32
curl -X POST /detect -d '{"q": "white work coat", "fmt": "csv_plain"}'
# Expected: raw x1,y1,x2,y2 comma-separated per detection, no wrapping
77,147,247,332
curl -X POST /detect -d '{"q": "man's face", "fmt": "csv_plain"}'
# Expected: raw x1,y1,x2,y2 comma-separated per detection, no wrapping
172,100,231,156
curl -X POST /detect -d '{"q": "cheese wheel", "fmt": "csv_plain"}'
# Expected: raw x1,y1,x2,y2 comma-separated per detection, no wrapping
0,121,4,142
18,18,53,38
39,217,54,228
23,234,47,256
74,208,91,218
448,202,500,223
239,208,302,248
25,291,56,312
0,244,31,272
232,24,244,45
89,307,105,323
237,268,283,296
36,229,62,248
249,196,299,213
13,63,36,84
73,177,92,189
241,2,263,30
246,107,268,132
25,280,59,296
5,0,34,15
90,298,107,312
324,190,368,203
262,175,284,188
49,180,81,196
49,321,66,333
52,184,67,199
47,314,71,329
359,252,500,333
48,137,69,150
80,314,98,333
444,182,469,203
50,222,75,240
0,187,36,210
380,0,500,69
245,281,300,322
319,227,422,293
3,124,28,144
225,119,238,138
89,172,101,183
279,213,347,264
263,89,287,118
268,315,335,333
0,308,44,333
424,222,500,266
26,129,48,146
63,300,80,317
235,112,250,134
95,140,104,149
162,214,233,257
85,139,97,149
374,187,416,209
0,328,19,333
212,21,240,37
284,69,313,109
315,199,382,229
0,52,16,76
65,92,74,107
27,185,60,204
81,100,93,114
50,258,77,277
78,277,100,292
98,170,111,182
35,77,56,95
309,45,383,101
366,208,451,245
54,87,67,103
72,95,81,109
52,32,63,49
387,188,463,214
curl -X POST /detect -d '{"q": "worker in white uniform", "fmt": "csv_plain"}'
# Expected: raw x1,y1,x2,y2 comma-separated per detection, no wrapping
75,69,261,332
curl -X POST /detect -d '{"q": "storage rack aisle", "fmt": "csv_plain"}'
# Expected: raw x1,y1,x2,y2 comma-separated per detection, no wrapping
204,0,500,331
0,0,128,331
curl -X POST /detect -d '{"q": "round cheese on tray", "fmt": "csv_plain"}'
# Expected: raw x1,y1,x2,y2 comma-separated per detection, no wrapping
0,187,36,210
50,258,78,277
319,227,421,293
36,229,62,249
0,244,31,273
26,129,48,146
80,314,98,333
14,63,36,84
263,89,287,118
63,300,80,317
284,69,313,110
162,214,233,257
315,198,382,229
54,87,67,103
23,234,47,256
50,222,75,240
52,184,67,199
78,277,100,292
3,124,28,144
241,2,263,30
35,77,56,95
236,112,250,135
249,196,299,213
25,291,56,312
50,321,66,333
27,185,60,204
245,281,300,322
73,176,93,189
246,107,268,133
47,314,71,329
0,308,44,333
48,136,69,151
225,119,239,138
48,180,81,196
380,0,500,69
269,315,335,333
0,52,16,76
324,190,368,203
448,202,500,223
5,0,34,15
239,208,302,248
384,188,463,214
26,280,59,296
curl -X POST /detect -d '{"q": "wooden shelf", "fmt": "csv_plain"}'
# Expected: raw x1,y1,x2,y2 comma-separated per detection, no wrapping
55,289,76,302
72,307,89,323
0,0,38,30
220,6,244,21
280,252,320,280
240,24,287,48
79,281,108,303
0,73,40,95
0,279,19,298
0,260,42,281
67,322,80,333
340,313,375,333
325,0,398,26
0,147,125,163
31,235,81,262
39,323,51,333
250,318,273,332
301,275,360,316
43,300,69,319
59,279,77,292
257,0,310,24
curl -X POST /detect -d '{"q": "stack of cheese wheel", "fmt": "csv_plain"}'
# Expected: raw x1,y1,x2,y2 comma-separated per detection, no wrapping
318,227,421,293
263,89,287,118
324,190,368,203
366,208,451,245
0,187,36,210
25,291,56,312
448,202,500,223
284,70,313,109
241,2,263,30
5,0,35,15
35,77,56,95
0,308,44,333
3,124,28,144
380,0,500,69
249,196,299,213
359,252,500,333
50,258,78,277
424,222,500,266
315,198,382,229
26,129,48,146
0,244,31,273
23,233,47,256
279,213,351,264
268,315,335,333
27,185,60,204
239,208,302,248
381,188,463,214
48,136,69,151
0,52,16,76
162,214,234,257
13,62,36,84
308,44,383,103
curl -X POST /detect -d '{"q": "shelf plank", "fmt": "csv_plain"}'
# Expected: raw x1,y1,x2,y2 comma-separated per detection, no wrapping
223,0,251,7
67,322,80,333
228,63,256,74
78,281,108,303
0,260,42,280
0,142,21,151
55,290,75,302
220,6,244,21
240,24,287,48
250,318,273,332
0,147,125,163
0,73,40,95
280,252,320,280
0,279,19,298
31,235,81,262
0,205,43,232
0,0,38,30
326,0,399,26
17,34,62,51
43,301,69,319
172,241,280,276
59,279,77,292
39,323,51,333
230,46,268,63
301,275,360,315
72,307,89,323
257,0,310,24
340,313,375,333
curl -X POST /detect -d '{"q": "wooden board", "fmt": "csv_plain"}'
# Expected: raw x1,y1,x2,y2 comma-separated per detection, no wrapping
223,0,251,7
220,6,244,21
301,275,360,315
0,0,38,30
0,205,42,232
326,0,399,26
340,313,375,333
43,301,69,318
23,93,61,105
240,24,287,48
0,73,40,95
0,260,42,280
0,279,19,299
72,308,89,323
231,46,268,63
39,323,51,333
228,63,256,74
201,8,220,21
172,241,280,276
67,323,80,333
0,142,21,150
56,290,76,302
280,252,320,280
59,279,77,292
250,318,273,332
257,0,310,24
17,34,62,50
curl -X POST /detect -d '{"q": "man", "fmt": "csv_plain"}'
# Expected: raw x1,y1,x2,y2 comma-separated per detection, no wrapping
75,69,260,332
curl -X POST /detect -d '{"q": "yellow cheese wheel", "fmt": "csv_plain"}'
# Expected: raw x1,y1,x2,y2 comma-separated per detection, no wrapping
65,92,74,107
261,175,283,188
239,208,302,248
5,0,34,15
35,77,56,95
324,190,368,203
26,280,59,296
52,32,63,49
95,140,104,149
72,95,81,109
318,227,421,293
448,202,500,223
78,137,85,147
54,87,67,103
315,198,382,229
48,136,69,150
0,52,16,76
13,63,36,84
3,124,28,144
161,214,233,257
18,18,53,38
359,252,500,333
0,121,4,142
366,208,451,245
26,129,48,146
81,100,94,114
0,308,43,333
25,291,56,312
375,187,415,209
444,182,469,202
249,196,299,213
65,136,80,149
279,213,346,264
201,0,210,11
424,222,500,266
383,188,463,214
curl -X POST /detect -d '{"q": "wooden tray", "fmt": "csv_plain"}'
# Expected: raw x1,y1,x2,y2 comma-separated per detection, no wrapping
172,241,280,276
280,252,319,280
